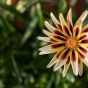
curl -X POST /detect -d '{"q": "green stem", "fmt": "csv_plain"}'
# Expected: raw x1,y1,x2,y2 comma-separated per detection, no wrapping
11,55,29,88
11,55,22,83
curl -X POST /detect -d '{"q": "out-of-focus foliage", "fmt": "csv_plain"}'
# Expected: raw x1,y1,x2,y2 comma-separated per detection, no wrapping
0,0,88,88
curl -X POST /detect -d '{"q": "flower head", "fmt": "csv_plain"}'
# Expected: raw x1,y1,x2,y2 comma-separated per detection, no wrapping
38,8,88,77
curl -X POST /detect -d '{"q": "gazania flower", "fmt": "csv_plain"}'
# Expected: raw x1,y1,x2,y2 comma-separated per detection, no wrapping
38,8,88,77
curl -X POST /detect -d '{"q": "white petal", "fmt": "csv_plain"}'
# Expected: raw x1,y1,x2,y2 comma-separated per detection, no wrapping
37,37,50,42
50,12,59,26
38,44,53,51
53,49,68,71
59,13,66,26
78,61,83,76
47,53,58,68
71,61,78,76
67,8,72,23
47,47,65,68
70,50,78,76
39,51,54,55
62,61,70,77
81,56,88,67
44,21,56,32
54,59,66,71
75,10,88,26
77,47,88,67
79,10,87,22
43,29,52,37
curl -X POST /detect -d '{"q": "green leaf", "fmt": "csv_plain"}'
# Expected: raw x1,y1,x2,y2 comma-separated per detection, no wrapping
58,0,67,14
0,15,15,33
10,55,22,83
36,3,44,29
21,17,37,45
46,73,54,88
0,80,5,88
55,71,61,87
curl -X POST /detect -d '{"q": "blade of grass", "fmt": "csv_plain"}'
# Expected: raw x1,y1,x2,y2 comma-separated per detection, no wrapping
36,3,44,29
0,15,15,33
21,16,38,45
10,55,22,83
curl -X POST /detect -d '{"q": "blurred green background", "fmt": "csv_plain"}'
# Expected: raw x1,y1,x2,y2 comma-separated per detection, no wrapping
0,0,88,88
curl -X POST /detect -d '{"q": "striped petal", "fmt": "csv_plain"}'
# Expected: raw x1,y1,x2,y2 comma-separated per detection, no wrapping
63,57,70,77
81,38,88,44
78,33,88,42
50,12,60,27
70,50,78,76
74,10,88,38
82,24,88,33
51,43,65,49
66,8,73,35
54,49,70,71
39,44,55,52
78,45,88,54
47,54,58,68
39,44,54,51
59,13,71,36
53,35,66,42
38,36,59,43
54,29,67,38
76,48,88,67
47,49,64,68
81,56,88,67
73,26,80,38
58,23,63,31
79,41,88,47
39,43,65,54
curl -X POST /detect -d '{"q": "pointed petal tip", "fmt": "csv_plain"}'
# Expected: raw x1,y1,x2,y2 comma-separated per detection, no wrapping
62,74,66,78
73,69,78,76
44,21,50,27
79,73,83,76
50,12,55,18
47,60,56,68
53,68,57,71
39,52,42,55
39,51,46,55
59,13,62,17
38,48,41,51
37,37,41,40
50,12,60,26
80,10,88,22
46,64,50,68
68,8,72,13
44,21,47,25
53,64,61,71
38,48,45,51
74,72,78,76
69,8,72,10
46,62,53,68
50,12,53,16
50,12,54,18
83,10,88,16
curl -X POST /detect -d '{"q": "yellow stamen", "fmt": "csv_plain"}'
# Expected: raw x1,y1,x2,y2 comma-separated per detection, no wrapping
66,37,77,48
